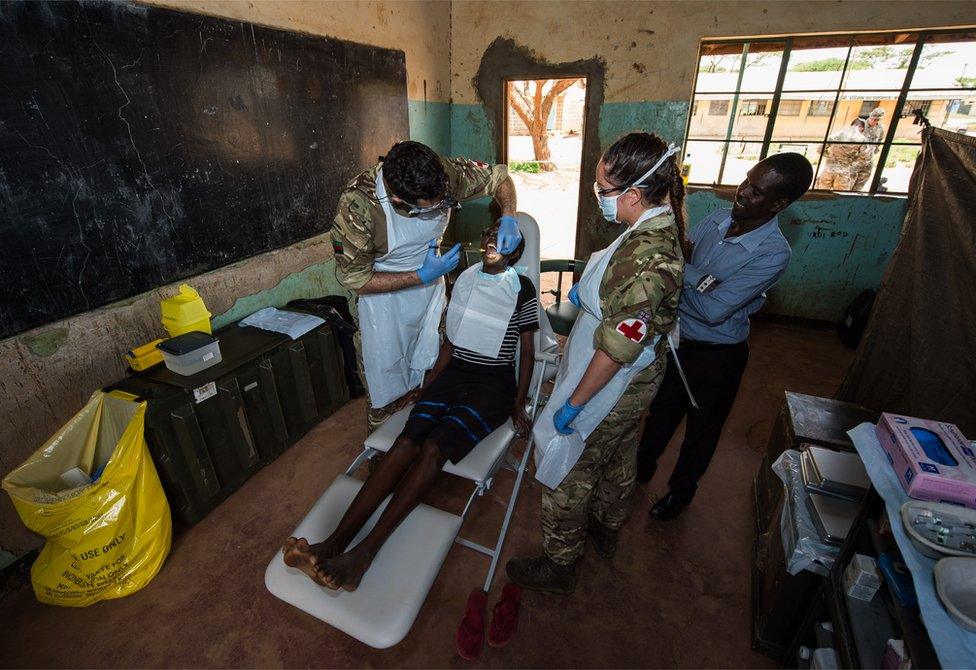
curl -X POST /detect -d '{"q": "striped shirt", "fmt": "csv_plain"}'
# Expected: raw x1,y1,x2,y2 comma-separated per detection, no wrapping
451,275,539,367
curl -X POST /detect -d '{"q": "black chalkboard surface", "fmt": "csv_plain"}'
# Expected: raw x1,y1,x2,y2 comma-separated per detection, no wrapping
0,1,408,339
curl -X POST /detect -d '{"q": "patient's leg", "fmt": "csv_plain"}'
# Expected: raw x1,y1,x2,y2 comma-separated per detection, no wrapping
316,437,447,591
283,435,421,585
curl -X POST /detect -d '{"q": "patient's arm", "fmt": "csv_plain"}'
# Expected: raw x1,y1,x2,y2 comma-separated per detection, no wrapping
512,331,535,436
395,339,454,409
427,338,454,385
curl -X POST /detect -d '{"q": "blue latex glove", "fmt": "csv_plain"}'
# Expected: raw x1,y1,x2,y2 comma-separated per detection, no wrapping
496,215,523,255
416,240,461,284
553,400,584,435
567,283,581,308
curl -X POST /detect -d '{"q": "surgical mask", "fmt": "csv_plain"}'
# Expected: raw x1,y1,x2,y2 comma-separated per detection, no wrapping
594,143,681,222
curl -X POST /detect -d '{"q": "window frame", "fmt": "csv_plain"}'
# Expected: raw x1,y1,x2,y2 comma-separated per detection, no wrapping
684,28,976,195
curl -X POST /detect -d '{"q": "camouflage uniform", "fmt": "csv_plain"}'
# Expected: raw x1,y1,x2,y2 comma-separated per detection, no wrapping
331,157,510,433
816,131,869,191
542,213,684,566
852,121,886,190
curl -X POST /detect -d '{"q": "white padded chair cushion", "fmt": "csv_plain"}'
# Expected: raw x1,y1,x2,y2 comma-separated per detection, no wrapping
265,475,462,649
363,406,516,483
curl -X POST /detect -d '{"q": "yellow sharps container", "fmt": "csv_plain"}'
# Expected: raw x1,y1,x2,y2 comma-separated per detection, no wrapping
160,284,212,337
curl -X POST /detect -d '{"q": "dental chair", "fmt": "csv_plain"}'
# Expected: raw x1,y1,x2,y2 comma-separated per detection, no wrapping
265,213,558,648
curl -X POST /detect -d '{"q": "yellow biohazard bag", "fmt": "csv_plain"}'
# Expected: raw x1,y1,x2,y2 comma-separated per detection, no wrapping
2,390,172,607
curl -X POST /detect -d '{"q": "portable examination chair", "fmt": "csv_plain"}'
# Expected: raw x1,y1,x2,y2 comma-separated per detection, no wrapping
266,213,559,648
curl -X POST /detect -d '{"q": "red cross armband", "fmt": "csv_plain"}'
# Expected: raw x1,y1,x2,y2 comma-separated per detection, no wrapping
615,318,648,343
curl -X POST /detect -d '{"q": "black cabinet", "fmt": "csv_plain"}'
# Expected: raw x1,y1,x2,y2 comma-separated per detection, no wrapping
108,318,348,525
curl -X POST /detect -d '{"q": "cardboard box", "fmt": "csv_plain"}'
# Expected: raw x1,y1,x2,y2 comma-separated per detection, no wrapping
875,413,976,509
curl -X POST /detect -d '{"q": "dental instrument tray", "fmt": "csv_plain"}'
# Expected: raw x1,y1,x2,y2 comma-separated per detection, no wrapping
900,500,976,559
805,491,860,546
800,445,870,502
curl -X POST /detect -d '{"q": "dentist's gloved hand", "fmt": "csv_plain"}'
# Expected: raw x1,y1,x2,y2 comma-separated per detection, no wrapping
553,400,584,435
416,240,461,284
567,283,581,308
496,215,523,255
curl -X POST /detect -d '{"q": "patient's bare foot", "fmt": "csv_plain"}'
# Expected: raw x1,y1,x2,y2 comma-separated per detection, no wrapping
315,545,375,592
282,537,327,585
309,538,344,564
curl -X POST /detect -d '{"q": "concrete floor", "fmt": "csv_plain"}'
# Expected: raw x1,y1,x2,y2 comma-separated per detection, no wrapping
1,320,854,668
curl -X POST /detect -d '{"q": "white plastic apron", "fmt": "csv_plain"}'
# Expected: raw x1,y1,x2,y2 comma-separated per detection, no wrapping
446,263,519,357
533,205,671,489
357,167,449,408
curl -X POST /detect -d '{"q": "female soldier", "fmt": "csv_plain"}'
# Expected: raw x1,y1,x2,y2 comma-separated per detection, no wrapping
507,133,686,595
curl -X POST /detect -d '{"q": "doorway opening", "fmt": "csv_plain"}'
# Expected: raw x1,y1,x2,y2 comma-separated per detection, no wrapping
504,77,587,262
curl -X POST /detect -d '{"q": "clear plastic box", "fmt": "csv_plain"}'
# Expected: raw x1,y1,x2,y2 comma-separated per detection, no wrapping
157,331,222,376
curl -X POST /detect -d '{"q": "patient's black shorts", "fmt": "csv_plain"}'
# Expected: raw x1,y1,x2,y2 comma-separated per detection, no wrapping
400,359,516,464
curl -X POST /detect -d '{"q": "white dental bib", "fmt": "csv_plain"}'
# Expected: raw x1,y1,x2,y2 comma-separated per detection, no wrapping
446,263,520,358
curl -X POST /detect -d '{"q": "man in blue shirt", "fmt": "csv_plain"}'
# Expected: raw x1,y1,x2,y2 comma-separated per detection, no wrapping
636,153,813,520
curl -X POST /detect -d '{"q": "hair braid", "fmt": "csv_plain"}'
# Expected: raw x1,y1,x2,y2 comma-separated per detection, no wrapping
666,164,687,245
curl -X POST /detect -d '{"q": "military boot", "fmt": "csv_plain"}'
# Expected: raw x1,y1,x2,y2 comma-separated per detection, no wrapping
505,554,576,596
586,519,618,559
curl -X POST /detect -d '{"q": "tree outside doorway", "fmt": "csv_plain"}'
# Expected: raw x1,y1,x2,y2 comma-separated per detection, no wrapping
506,77,586,265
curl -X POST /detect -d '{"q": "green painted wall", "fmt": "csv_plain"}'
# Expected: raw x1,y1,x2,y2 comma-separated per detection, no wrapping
408,99,452,155
448,98,908,322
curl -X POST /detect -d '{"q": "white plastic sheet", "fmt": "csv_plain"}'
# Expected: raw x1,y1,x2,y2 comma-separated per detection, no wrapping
772,449,841,576
240,307,324,340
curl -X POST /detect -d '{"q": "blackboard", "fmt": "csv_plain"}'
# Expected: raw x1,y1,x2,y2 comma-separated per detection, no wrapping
0,1,408,339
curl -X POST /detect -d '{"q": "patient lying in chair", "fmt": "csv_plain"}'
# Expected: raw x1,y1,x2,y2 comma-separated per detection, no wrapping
283,222,539,590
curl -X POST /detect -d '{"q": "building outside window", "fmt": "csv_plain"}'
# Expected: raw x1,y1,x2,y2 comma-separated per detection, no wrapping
859,99,882,116
683,29,976,194
809,100,835,116
779,100,803,116
741,99,768,116
708,100,729,116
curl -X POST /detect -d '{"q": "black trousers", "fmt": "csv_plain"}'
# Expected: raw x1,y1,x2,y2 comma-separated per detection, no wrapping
636,339,750,498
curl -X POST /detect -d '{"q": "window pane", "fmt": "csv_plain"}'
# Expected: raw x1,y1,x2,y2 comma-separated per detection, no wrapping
784,46,850,90
894,90,976,136
720,142,764,186
766,142,823,178
688,94,733,140
683,140,725,185
810,139,889,193
825,91,899,140
739,43,785,92
839,41,914,91
731,97,773,141
913,36,976,90
879,145,922,193
696,45,745,93
695,42,784,93
770,95,835,142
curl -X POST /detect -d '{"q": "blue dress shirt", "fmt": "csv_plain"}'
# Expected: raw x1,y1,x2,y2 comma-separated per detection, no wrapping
679,209,792,344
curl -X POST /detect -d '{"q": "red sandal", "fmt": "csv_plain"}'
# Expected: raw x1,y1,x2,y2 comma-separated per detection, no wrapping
487,582,521,648
456,589,487,661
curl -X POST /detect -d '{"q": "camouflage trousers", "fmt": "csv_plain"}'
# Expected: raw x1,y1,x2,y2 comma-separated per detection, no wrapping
815,167,854,191
851,162,872,191
542,356,668,566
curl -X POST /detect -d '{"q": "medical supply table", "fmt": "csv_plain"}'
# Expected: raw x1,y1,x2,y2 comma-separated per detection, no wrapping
773,423,976,669
108,317,349,525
